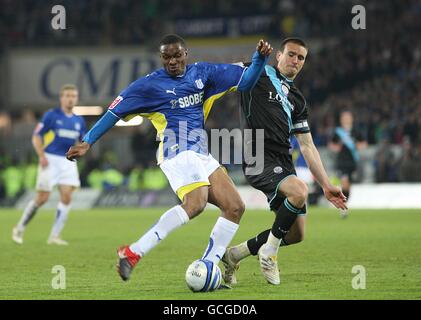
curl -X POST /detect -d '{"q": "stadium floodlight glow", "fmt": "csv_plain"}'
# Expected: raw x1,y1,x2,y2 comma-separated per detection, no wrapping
73,106,104,116
116,116,144,126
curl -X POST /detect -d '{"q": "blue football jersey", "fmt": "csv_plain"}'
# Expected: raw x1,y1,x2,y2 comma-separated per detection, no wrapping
34,108,86,157
108,62,245,163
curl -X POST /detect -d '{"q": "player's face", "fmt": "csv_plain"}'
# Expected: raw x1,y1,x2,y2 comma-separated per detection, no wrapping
340,112,353,129
160,43,188,77
60,89,78,110
276,43,307,79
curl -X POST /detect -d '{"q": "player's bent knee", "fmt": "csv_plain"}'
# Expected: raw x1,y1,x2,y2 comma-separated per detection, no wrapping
61,198,72,205
224,200,245,222
60,195,72,205
36,199,47,207
36,194,49,206
289,181,308,207
187,204,206,218
182,197,208,218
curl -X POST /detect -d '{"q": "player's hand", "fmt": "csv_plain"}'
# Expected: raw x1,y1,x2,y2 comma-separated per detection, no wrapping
66,142,90,161
39,155,49,168
323,184,348,210
256,39,273,57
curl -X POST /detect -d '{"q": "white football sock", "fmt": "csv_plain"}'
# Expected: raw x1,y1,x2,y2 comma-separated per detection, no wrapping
17,200,39,230
50,202,71,238
263,231,281,256
202,217,239,264
129,205,189,257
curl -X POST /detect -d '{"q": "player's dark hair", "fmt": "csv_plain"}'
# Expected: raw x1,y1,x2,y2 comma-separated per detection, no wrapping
159,34,187,49
279,37,307,52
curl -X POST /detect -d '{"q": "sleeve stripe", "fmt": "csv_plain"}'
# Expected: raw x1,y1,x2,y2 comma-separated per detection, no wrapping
234,65,247,88
292,120,308,129
108,110,121,119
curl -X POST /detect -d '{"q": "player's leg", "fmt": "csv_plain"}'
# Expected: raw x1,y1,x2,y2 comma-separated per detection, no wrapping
117,151,209,281
117,186,208,281
225,176,307,285
47,185,75,245
129,186,208,257
223,215,306,283
12,191,50,244
12,160,53,244
232,213,306,256
203,167,244,266
257,176,307,284
47,155,80,244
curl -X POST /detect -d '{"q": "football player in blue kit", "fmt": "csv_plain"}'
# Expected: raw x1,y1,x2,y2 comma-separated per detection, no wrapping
66,34,273,283
13,84,86,245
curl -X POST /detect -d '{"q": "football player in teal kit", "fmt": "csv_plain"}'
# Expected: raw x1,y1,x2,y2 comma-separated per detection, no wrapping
66,34,273,283
13,84,86,245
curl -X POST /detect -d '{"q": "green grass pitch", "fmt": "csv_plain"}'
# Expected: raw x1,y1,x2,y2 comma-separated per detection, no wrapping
0,207,420,300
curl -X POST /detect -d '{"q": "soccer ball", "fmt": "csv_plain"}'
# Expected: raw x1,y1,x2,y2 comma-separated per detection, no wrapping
185,259,222,292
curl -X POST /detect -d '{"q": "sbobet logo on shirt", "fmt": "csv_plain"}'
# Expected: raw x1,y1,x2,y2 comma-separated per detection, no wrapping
109,96,123,110
178,91,204,108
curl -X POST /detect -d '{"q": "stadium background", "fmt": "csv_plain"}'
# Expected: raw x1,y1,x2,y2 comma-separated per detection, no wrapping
1,0,420,207
0,0,420,301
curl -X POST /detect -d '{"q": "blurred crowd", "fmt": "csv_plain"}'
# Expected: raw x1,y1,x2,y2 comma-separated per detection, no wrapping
0,144,169,205
0,0,361,49
1,0,421,203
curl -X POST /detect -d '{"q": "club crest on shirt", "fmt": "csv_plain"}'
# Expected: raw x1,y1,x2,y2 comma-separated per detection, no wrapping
195,79,204,89
281,83,290,95
170,99,178,109
75,122,81,131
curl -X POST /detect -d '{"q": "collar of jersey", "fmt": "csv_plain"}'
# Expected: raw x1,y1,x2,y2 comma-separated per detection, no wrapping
273,66,294,84
58,107,74,118
163,67,187,78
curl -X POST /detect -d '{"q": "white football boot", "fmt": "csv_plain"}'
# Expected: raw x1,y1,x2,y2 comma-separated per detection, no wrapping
221,247,240,285
47,236,69,245
12,227,24,245
258,244,280,285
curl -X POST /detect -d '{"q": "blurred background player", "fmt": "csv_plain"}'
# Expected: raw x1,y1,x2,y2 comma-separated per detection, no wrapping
12,85,86,245
221,38,347,285
328,110,367,218
66,35,273,282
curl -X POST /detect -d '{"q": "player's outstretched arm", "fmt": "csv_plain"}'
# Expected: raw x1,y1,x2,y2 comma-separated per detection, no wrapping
295,132,348,210
66,110,119,161
237,39,273,92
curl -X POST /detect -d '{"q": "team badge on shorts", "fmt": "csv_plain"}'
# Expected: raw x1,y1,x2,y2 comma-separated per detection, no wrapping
192,174,201,181
273,166,283,174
